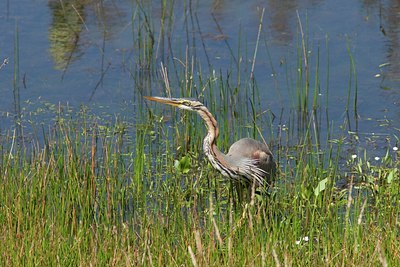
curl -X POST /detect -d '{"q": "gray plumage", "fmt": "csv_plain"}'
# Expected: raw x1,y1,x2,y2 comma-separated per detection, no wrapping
226,138,276,186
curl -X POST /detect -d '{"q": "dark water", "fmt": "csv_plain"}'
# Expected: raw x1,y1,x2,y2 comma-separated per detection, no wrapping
0,0,399,155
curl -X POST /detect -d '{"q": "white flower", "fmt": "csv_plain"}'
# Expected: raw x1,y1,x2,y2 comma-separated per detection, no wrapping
393,147,398,151
351,154,357,159
374,157,380,161
295,236,310,245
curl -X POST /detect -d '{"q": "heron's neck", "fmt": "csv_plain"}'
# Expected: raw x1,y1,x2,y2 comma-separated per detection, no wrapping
197,106,219,143
196,106,228,166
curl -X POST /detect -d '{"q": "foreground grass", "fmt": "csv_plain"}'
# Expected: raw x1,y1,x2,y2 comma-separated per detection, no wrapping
0,105,399,266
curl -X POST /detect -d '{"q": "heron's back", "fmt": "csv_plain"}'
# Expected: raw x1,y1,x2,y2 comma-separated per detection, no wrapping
227,138,276,185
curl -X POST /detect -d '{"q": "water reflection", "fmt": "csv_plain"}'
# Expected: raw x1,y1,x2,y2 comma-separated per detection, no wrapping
1,0,399,148
47,0,126,73
263,0,400,82
381,0,400,81
39,0,400,105
48,0,87,71
45,0,399,82
267,0,299,44
264,0,322,44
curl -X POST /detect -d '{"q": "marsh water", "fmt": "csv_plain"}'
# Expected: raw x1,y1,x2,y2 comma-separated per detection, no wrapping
0,0,399,156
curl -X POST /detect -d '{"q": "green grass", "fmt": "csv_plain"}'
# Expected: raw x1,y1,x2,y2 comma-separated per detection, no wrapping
1,106,399,265
1,2,400,266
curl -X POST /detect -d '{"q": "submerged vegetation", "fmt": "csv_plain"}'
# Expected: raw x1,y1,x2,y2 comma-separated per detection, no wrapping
1,1,400,266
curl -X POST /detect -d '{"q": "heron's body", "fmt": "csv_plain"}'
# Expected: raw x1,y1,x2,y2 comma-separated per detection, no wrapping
145,96,276,188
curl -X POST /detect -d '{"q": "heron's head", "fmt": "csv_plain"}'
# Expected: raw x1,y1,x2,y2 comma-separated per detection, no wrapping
144,96,203,111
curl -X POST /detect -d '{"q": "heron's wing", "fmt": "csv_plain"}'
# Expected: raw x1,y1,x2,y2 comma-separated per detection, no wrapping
227,138,276,185
225,156,267,186
228,138,270,157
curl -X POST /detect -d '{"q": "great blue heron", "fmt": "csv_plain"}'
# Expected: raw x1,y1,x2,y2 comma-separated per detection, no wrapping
145,96,276,189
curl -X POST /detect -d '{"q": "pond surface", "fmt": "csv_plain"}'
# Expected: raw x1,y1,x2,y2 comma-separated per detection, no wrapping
0,0,399,154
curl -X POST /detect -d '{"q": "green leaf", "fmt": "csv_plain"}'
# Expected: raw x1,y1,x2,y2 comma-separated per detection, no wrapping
314,178,328,197
387,168,396,184
174,155,191,174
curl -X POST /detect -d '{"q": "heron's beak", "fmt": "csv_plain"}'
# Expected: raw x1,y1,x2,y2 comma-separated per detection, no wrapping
144,96,180,107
